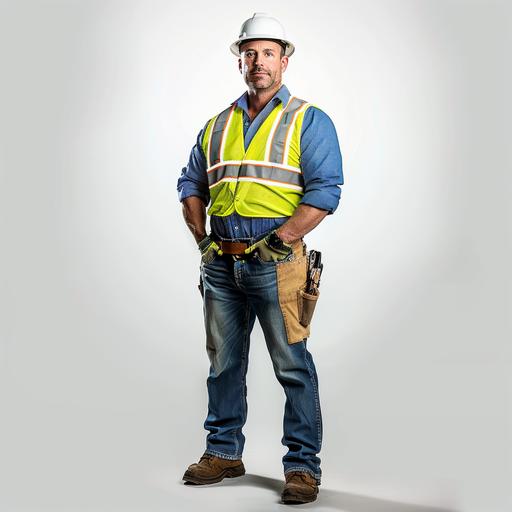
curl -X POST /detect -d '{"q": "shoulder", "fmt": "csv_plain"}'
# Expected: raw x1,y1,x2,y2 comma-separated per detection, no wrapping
302,102,334,122
288,96,335,124
299,103,338,134
200,103,238,138
208,102,238,123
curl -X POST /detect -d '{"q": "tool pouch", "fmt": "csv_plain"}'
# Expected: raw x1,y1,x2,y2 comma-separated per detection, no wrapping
276,240,311,344
298,287,320,327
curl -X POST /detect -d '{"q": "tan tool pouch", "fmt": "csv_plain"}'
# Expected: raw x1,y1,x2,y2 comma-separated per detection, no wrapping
276,240,316,344
298,287,320,327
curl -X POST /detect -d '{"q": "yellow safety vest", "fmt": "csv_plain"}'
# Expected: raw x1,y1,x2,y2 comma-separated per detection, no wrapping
201,96,314,217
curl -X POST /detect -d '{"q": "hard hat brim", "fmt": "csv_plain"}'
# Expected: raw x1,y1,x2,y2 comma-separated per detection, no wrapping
230,36,295,57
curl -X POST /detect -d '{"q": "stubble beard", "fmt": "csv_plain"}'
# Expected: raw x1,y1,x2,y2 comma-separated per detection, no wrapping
246,71,280,92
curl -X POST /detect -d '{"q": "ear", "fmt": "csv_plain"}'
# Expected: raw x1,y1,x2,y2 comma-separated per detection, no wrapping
281,56,289,73
238,58,242,74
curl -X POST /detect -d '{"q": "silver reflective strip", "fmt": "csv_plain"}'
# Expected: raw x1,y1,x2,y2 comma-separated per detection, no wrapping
207,163,239,186
282,102,311,165
208,105,234,165
208,163,304,189
264,95,294,160
218,106,236,162
205,118,215,168
207,159,300,173
269,97,307,164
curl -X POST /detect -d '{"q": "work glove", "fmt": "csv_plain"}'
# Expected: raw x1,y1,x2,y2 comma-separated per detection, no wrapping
198,235,223,265
244,230,293,262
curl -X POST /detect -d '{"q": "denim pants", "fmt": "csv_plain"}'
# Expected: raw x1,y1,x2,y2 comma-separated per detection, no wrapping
199,248,323,484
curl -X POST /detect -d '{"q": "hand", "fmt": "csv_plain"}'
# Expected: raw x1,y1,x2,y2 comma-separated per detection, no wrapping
198,235,222,264
244,230,293,262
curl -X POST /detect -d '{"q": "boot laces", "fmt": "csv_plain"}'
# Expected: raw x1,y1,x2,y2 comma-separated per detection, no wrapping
199,453,215,466
287,471,315,484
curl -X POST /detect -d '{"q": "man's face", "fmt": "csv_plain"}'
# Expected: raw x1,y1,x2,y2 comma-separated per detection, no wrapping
238,39,288,91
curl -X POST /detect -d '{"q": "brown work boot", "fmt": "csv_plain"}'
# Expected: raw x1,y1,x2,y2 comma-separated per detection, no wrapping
182,452,245,485
281,470,319,504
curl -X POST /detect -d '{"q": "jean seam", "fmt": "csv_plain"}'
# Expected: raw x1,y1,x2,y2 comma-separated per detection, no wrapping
304,347,323,451
238,302,251,449
285,466,321,484
204,449,242,461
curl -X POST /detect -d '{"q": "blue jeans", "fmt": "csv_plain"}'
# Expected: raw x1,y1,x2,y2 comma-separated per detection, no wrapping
199,248,323,484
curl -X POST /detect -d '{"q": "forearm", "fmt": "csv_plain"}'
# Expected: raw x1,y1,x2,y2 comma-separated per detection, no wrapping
182,196,207,243
275,204,329,244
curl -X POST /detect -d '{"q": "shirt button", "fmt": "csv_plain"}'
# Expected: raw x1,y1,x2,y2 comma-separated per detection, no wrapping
234,226,239,230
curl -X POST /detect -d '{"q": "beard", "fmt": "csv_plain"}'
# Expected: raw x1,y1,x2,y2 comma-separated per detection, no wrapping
246,71,278,90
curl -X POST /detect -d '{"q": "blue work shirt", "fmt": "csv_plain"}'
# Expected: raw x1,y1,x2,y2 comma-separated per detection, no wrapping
177,84,344,241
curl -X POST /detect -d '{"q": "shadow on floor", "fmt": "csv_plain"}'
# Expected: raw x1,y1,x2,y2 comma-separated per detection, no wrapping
197,473,459,511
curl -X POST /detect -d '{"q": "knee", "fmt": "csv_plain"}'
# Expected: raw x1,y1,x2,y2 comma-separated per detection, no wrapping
271,343,310,382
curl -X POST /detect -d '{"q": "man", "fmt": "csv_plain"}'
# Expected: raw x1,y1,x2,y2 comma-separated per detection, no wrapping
177,13,343,504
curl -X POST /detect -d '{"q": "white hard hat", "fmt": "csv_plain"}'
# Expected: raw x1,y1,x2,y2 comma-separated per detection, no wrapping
230,12,295,57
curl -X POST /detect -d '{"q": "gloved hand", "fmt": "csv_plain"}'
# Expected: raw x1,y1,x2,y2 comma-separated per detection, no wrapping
244,230,293,262
198,235,223,265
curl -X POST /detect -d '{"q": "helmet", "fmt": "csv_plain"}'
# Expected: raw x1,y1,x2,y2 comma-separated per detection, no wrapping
230,12,295,57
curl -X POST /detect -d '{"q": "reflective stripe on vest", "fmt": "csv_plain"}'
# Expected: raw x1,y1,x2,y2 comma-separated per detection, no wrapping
268,97,309,164
207,104,236,168
202,95,314,217
207,161,303,190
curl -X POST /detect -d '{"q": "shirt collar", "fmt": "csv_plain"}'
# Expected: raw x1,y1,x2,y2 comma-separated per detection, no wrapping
232,84,291,116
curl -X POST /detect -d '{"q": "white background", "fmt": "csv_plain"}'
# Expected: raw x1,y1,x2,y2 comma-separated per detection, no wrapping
0,1,510,511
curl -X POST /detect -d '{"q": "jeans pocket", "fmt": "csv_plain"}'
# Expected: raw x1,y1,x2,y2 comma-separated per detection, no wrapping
253,252,291,265
253,252,276,265
201,250,216,266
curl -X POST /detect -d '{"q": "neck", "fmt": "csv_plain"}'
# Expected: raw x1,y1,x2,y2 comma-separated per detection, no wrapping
246,82,282,119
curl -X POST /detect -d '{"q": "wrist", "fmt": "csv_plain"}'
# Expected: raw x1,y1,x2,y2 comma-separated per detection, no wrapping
267,231,292,252
274,229,293,245
194,231,208,244
197,234,212,252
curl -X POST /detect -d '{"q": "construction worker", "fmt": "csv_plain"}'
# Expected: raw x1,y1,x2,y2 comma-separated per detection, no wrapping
177,13,344,504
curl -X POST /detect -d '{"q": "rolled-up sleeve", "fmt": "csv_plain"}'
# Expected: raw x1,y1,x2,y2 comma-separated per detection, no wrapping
299,107,344,214
177,122,210,205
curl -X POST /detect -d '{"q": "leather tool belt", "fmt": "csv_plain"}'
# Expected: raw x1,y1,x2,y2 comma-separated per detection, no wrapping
218,240,250,256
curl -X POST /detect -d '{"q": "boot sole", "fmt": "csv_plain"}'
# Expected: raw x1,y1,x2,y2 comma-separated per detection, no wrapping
182,464,245,485
281,489,318,504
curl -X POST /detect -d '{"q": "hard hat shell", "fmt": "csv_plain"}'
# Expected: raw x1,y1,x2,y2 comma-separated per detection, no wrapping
230,12,295,57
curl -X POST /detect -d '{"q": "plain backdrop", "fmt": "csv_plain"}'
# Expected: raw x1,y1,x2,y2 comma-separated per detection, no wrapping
0,1,510,511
